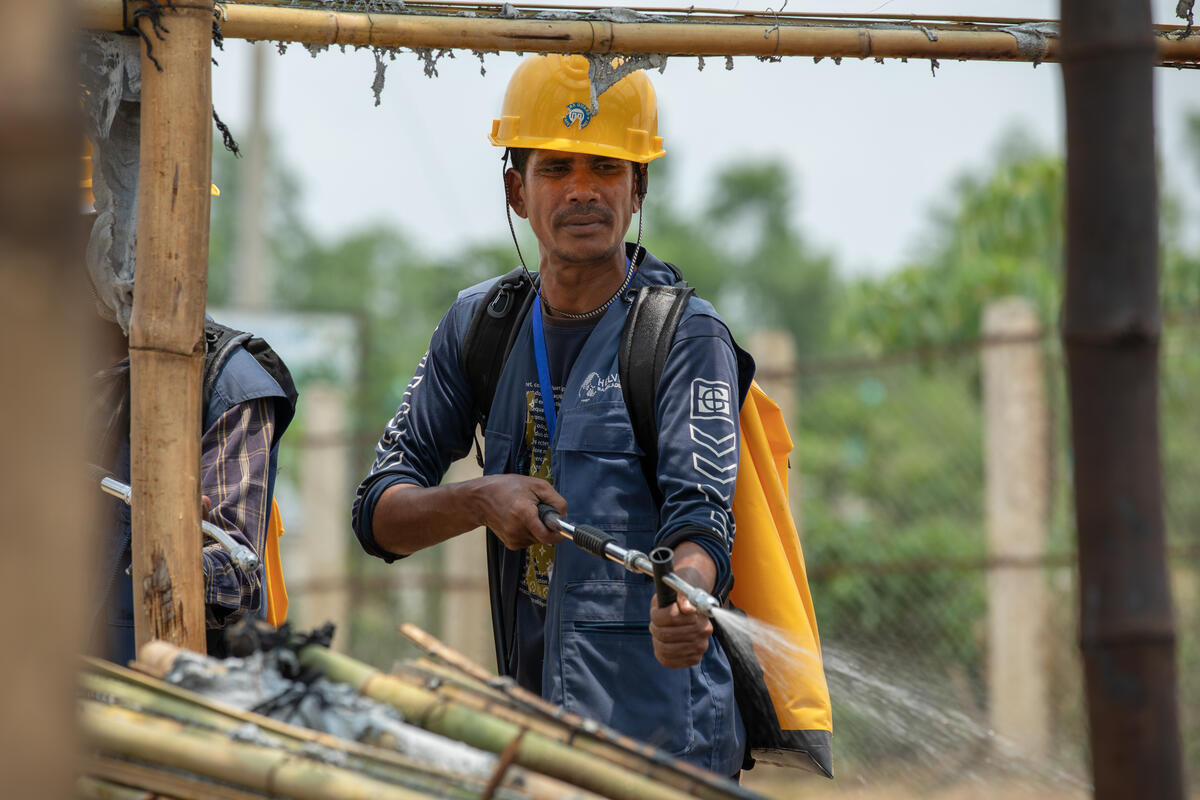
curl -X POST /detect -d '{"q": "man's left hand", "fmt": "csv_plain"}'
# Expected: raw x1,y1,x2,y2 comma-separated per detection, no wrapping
648,542,716,669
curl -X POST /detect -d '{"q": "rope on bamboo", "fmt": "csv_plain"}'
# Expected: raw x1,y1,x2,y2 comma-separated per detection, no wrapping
480,727,527,800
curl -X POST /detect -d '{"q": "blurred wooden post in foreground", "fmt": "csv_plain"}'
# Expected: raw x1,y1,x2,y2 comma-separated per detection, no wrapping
128,0,214,653
0,0,87,795
1061,0,1184,797
980,298,1049,754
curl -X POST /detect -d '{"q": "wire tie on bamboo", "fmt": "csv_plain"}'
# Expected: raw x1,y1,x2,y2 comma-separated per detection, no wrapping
480,727,528,800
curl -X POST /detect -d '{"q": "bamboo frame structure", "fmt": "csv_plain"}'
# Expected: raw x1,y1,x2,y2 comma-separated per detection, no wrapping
1061,1,1184,798
80,0,1200,66
128,0,214,653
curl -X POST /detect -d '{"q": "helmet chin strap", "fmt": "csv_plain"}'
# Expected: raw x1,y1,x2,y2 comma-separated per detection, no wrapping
502,149,645,322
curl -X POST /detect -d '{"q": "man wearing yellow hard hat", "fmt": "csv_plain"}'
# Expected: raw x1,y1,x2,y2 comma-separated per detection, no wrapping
353,54,752,776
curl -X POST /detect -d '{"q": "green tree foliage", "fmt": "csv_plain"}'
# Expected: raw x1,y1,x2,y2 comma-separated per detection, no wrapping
643,158,835,355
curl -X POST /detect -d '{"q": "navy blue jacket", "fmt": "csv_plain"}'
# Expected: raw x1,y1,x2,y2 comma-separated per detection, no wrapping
354,250,751,774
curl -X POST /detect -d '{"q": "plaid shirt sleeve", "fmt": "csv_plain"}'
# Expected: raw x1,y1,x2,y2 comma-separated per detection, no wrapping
200,397,275,628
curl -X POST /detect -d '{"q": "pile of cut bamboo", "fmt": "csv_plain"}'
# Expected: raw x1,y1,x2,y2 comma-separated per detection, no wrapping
79,626,763,800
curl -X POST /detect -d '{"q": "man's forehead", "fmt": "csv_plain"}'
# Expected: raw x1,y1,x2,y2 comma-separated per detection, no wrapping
531,150,630,166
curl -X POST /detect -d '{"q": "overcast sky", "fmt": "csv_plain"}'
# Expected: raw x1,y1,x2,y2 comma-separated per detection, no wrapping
210,0,1198,276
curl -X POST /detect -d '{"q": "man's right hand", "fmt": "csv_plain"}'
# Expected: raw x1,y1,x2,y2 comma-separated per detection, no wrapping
469,475,567,550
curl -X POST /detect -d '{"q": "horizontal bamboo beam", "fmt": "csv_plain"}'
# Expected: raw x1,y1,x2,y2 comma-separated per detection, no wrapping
79,0,1200,65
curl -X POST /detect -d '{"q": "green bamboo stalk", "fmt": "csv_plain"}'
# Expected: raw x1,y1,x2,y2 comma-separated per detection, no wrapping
81,671,492,800
80,699,440,800
83,657,539,800
396,625,757,800
76,775,165,800
301,645,723,800
397,661,753,800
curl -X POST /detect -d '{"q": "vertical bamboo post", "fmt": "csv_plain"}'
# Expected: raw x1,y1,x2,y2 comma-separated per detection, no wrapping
0,0,87,795
1060,1,1184,797
980,299,1049,754
129,0,215,653
748,330,802,537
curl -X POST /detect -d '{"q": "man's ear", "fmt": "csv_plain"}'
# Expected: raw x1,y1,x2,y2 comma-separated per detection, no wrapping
505,167,528,219
632,164,648,213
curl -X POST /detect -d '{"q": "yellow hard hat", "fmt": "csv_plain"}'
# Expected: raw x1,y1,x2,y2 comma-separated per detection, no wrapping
490,54,665,164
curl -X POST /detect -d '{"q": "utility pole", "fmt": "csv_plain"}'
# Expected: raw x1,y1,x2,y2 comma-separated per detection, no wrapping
234,41,269,308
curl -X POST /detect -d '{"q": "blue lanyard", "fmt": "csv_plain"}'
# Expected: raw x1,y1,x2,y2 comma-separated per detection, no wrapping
531,295,558,443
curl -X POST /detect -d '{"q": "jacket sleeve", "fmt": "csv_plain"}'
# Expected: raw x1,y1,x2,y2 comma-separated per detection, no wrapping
200,397,274,627
351,297,478,561
651,312,741,594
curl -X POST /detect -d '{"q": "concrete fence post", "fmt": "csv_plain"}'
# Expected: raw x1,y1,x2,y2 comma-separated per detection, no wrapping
981,297,1050,754
441,454,497,672
748,330,802,537
296,382,352,651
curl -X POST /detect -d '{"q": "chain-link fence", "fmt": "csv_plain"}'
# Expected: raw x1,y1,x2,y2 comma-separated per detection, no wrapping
790,313,1200,795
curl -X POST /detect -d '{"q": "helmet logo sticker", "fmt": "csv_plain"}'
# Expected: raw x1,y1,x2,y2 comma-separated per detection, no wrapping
563,102,592,130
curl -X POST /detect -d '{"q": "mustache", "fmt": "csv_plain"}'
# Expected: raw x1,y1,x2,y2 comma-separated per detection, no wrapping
553,203,614,227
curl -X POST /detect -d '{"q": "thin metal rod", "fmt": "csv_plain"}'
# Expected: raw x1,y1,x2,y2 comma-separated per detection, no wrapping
540,508,720,616
100,477,260,573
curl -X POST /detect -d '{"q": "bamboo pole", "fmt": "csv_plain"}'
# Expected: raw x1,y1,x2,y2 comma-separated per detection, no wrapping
83,752,279,800
397,625,756,800
1060,1,1184,798
78,0,1200,65
0,1,88,798
82,656,544,800
78,774,182,800
81,700,437,800
300,645,729,800
128,0,214,653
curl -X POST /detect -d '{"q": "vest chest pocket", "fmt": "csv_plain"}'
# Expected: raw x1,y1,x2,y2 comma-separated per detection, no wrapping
553,403,655,531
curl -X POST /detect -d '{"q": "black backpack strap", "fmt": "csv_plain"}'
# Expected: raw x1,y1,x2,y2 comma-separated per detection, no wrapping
461,268,537,465
619,282,694,506
203,320,299,443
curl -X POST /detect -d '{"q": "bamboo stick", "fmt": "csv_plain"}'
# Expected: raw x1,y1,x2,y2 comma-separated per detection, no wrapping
83,753,270,800
128,0,213,653
300,644,739,800
397,661,756,800
397,624,754,800
78,0,1200,65
78,773,186,800
82,658,541,800
81,700,437,800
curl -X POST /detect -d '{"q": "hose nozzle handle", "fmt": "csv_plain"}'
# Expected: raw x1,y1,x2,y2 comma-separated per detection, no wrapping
650,546,678,609
536,504,617,558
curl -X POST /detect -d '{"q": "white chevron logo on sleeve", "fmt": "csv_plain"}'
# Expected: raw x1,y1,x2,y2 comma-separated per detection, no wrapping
693,453,737,484
699,482,733,503
689,425,736,457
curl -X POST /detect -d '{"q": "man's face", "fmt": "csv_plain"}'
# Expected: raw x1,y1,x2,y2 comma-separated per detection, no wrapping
506,150,642,268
